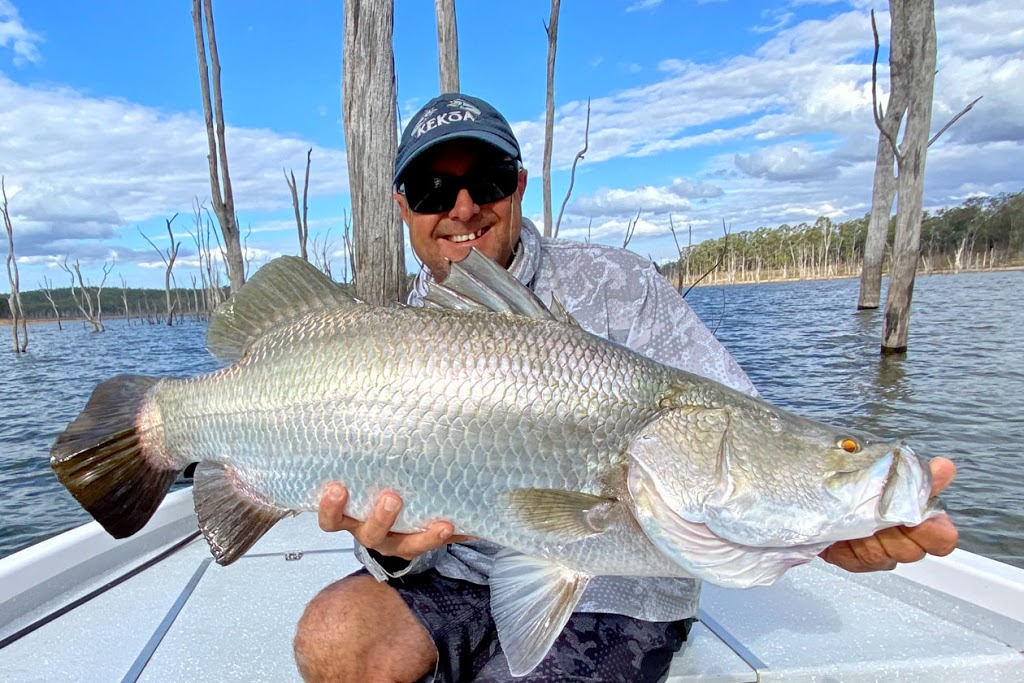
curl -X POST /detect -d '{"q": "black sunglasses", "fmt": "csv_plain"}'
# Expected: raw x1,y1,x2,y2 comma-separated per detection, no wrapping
400,160,521,214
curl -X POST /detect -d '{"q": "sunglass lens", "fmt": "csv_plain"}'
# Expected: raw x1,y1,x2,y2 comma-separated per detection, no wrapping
404,162,519,213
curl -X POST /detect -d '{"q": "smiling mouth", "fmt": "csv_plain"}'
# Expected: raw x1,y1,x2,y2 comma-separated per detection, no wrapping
445,226,490,244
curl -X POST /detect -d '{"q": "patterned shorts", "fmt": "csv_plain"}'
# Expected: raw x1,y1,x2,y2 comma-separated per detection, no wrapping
354,568,692,683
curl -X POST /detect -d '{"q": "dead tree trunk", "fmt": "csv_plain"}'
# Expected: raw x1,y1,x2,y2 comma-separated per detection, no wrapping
881,0,936,353
285,148,312,261
140,214,181,326
60,258,112,333
2,177,27,352
858,9,910,310
435,0,459,92
192,0,244,294
41,277,63,330
542,0,561,238
342,0,405,305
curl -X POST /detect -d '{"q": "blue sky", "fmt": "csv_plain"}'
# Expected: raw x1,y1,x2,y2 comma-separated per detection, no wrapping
1,0,1022,290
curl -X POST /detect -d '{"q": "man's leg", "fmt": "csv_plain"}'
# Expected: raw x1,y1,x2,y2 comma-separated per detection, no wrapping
294,569,500,683
294,573,436,683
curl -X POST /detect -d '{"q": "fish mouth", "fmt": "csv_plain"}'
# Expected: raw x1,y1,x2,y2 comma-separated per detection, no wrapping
877,446,934,525
824,445,939,540
443,225,491,244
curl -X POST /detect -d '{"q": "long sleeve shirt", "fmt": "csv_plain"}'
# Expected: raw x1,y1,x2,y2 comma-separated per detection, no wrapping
355,217,757,622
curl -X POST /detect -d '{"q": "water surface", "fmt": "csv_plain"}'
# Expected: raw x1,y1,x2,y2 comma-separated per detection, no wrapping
1,270,1021,567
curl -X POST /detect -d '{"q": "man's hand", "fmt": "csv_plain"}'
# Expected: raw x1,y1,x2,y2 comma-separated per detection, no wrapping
317,483,474,561
820,457,959,572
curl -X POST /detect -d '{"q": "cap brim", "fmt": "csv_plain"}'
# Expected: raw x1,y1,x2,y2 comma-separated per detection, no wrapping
394,130,520,184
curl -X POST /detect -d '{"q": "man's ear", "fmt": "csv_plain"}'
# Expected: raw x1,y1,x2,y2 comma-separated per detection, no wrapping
518,167,528,196
394,190,412,225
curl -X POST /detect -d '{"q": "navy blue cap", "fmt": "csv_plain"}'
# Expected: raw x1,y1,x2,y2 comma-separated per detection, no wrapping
394,93,521,185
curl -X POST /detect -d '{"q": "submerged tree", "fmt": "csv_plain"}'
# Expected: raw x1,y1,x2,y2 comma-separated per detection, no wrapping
140,214,181,326
192,0,244,294
541,0,560,238
2,177,27,352
342,0,405,304
435,0,459,92
285,148,312,262
859,2,980,354
60,257,113,333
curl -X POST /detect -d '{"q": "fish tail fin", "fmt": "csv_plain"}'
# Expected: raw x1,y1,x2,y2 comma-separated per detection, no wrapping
50,374,183,538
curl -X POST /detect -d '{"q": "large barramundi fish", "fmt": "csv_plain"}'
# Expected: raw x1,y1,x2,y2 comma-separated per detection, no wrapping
51,251,943,676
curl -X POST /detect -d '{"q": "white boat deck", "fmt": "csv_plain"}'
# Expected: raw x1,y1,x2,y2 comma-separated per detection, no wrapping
1,489,1023,682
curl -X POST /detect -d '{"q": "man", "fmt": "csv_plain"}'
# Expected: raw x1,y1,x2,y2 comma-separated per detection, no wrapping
293,93,958,683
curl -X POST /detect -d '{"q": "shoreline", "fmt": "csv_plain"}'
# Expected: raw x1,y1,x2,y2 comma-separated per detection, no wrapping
4,264,1022,326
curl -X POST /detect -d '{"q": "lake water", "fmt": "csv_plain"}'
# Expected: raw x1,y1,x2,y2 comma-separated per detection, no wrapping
1,270,1022,568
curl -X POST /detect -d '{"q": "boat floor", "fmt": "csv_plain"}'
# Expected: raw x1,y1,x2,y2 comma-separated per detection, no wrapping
1,491,1023,682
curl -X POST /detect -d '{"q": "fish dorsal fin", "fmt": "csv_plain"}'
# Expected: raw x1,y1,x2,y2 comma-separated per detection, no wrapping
193,462,294,565
490,550,592,677
548,293,581,327
505,489,622,542
426,248,553,320
207,256,358,362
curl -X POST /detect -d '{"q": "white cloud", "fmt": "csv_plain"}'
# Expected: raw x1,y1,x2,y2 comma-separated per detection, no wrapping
735,143,841,181
0,0,41,66
513,0,1024,264
626,0,663,12
0,75,349,261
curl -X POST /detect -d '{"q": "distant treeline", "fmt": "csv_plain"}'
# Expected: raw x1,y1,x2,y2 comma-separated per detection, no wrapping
0,285,231,322
660,190,1024,289
4,190,1023,320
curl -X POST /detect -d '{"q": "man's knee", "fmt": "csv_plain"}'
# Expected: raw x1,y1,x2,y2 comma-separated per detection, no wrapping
293,574,435,683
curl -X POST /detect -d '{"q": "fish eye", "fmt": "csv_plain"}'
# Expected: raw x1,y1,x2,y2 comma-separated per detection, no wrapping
839,438,860,453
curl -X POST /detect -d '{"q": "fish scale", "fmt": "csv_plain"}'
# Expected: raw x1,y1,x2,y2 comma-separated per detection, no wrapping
151,304,669,571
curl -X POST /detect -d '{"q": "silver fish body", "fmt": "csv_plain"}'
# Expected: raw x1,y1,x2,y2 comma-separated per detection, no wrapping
150,303,688,577
51,252,942,676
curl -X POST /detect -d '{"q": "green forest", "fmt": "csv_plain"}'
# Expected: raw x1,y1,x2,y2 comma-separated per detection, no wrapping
659,190,1024,290
3,190,1022,321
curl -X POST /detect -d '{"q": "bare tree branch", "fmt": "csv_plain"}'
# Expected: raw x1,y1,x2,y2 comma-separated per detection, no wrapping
622,208,641,249
871,9,902,162
541,0,560,237
928,96,982,147
554,98,590,239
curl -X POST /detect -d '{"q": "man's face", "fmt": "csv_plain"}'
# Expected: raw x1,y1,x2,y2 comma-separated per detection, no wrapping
395,139,528,278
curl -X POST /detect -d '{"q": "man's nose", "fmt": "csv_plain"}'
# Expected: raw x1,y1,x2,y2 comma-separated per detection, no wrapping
448,188,479,221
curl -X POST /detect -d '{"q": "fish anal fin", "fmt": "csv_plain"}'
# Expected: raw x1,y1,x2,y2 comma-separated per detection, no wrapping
506,489,621,541
490,550,591,677
207,256,358,363
193,462,294,565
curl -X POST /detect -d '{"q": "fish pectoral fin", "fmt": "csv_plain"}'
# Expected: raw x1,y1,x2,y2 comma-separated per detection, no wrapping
193,462,294,566
628,466,823,588
490,550,592,677
206,256,358,363
506,489,622,541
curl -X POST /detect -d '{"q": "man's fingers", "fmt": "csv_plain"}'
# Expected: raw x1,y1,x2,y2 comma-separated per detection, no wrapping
354,492,403,549
383,522,457,560
875,526,927,564
903,514,959,557
928,457,956,497
318,483,350,532
848,534,898,571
